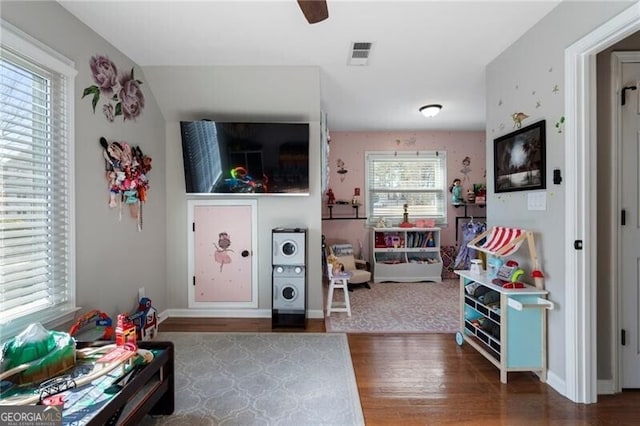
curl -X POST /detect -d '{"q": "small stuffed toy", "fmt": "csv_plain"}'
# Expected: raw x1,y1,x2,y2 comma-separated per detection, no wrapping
327,254,344,275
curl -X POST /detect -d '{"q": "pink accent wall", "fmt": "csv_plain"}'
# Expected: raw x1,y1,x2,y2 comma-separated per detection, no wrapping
322,130,486,261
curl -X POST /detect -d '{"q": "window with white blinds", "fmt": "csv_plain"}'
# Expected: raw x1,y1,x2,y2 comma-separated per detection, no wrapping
1,21,77,339
365,151,447,224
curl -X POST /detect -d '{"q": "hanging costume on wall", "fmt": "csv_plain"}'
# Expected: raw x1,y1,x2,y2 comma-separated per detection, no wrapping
454,220,486,270
100,137,152,231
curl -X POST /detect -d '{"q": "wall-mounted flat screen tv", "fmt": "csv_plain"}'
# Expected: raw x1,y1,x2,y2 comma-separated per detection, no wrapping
180,121,309,194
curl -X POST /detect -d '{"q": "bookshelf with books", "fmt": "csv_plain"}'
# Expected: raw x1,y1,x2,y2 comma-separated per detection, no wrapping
371,227,442,283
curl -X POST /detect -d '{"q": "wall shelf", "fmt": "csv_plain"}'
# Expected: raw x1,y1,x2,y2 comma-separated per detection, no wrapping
452,202,486,216
322,204,366,220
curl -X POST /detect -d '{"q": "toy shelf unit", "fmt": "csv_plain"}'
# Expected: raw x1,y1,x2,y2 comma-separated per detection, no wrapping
466,226,544,289
456,269,553,383
372,227,442,283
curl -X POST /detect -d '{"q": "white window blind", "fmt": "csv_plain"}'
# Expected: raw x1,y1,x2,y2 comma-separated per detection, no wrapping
365,151,447,224
1,21,76,339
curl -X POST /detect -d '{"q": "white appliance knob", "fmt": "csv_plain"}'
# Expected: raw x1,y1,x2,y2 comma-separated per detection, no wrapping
276,266,284,273
295,267,302,274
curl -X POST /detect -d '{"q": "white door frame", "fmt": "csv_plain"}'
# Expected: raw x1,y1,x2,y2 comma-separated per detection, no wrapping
565,1,640,404
612,51,640,392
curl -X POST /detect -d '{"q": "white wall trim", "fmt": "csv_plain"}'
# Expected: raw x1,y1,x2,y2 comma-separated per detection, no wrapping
564,1,640,404
598,379,617,395
0,18,79,341
1,19,77,75
546,369,566,397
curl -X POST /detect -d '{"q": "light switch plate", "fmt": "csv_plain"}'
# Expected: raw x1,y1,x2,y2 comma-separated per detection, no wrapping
527,192,547,211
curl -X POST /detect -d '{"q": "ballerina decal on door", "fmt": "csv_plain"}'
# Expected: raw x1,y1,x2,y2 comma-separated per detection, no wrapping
214,232,234,272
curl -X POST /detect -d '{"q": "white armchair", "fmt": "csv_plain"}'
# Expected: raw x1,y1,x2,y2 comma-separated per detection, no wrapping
327,241,371,290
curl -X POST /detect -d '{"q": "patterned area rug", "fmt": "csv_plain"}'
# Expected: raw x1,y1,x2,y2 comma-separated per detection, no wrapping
325,279,460,333
141,332,364,426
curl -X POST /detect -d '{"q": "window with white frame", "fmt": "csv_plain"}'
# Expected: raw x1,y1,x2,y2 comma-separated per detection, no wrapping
365,151,447,225
1,21,77,339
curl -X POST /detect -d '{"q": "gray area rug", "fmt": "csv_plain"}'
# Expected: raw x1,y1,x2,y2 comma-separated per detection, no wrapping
325,279,460,333
141,332,364,426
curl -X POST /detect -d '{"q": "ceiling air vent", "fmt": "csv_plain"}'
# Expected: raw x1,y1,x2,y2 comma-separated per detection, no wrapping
348,42,373,66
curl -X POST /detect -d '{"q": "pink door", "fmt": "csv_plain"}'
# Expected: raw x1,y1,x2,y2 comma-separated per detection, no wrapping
193,203,254,303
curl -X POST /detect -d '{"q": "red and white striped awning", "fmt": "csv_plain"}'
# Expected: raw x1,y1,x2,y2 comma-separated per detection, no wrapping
469,226,526,256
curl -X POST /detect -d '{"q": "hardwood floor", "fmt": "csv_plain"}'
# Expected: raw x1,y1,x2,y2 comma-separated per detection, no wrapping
160,317,640,425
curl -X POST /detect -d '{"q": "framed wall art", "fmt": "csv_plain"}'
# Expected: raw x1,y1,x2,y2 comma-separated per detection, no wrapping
493,119,546,193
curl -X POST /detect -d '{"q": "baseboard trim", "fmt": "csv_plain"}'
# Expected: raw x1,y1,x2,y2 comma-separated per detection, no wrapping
545,370,618,401
597,379,616,395
546,369,567,400
160,308,325,320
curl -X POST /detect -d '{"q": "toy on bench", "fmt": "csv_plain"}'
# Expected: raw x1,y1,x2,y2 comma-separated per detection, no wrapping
127,297,158,341
490,260,526,288
69,310,114,341
467,226,545,289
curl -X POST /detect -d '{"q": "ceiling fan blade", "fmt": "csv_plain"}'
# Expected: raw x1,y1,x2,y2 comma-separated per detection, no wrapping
297,0,329,24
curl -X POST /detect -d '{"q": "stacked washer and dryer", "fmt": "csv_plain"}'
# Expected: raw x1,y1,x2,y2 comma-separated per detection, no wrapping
272,227,307,328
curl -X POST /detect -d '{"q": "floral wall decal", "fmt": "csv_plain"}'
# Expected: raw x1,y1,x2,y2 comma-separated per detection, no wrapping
83,55,145,122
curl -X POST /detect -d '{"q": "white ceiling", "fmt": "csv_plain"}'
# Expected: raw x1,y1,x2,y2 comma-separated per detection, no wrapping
58,0,561,131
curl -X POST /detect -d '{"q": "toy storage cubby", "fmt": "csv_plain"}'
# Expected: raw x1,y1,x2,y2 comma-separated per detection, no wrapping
372,227,442,283
455,226,554,383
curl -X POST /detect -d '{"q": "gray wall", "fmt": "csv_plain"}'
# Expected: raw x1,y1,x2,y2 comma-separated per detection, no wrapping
486,1,634,391
142,66,323,315
1,2,168,318
2,1,324,321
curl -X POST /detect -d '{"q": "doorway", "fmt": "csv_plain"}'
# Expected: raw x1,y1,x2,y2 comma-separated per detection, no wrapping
566,5,640,403
613,52,640,390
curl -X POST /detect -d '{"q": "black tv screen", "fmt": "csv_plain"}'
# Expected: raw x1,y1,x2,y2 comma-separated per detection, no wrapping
180,121,310,194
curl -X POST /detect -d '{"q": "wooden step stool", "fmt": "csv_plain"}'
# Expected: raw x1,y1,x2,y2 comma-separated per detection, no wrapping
326,264,351,316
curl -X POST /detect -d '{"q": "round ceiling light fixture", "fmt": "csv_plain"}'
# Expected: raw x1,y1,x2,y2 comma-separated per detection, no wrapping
419,104,442,118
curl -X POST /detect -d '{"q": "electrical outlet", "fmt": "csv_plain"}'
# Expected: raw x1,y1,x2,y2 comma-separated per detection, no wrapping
138,287,145,300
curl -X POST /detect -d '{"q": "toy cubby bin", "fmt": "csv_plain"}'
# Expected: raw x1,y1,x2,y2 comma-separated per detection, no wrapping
456,226,554,383
456,270,553,383
372,227,442,283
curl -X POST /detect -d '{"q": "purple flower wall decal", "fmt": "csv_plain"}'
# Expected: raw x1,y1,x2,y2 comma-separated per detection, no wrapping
118,71,145,121
89,55,118,96
102,104,115,122
82,54,145,122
